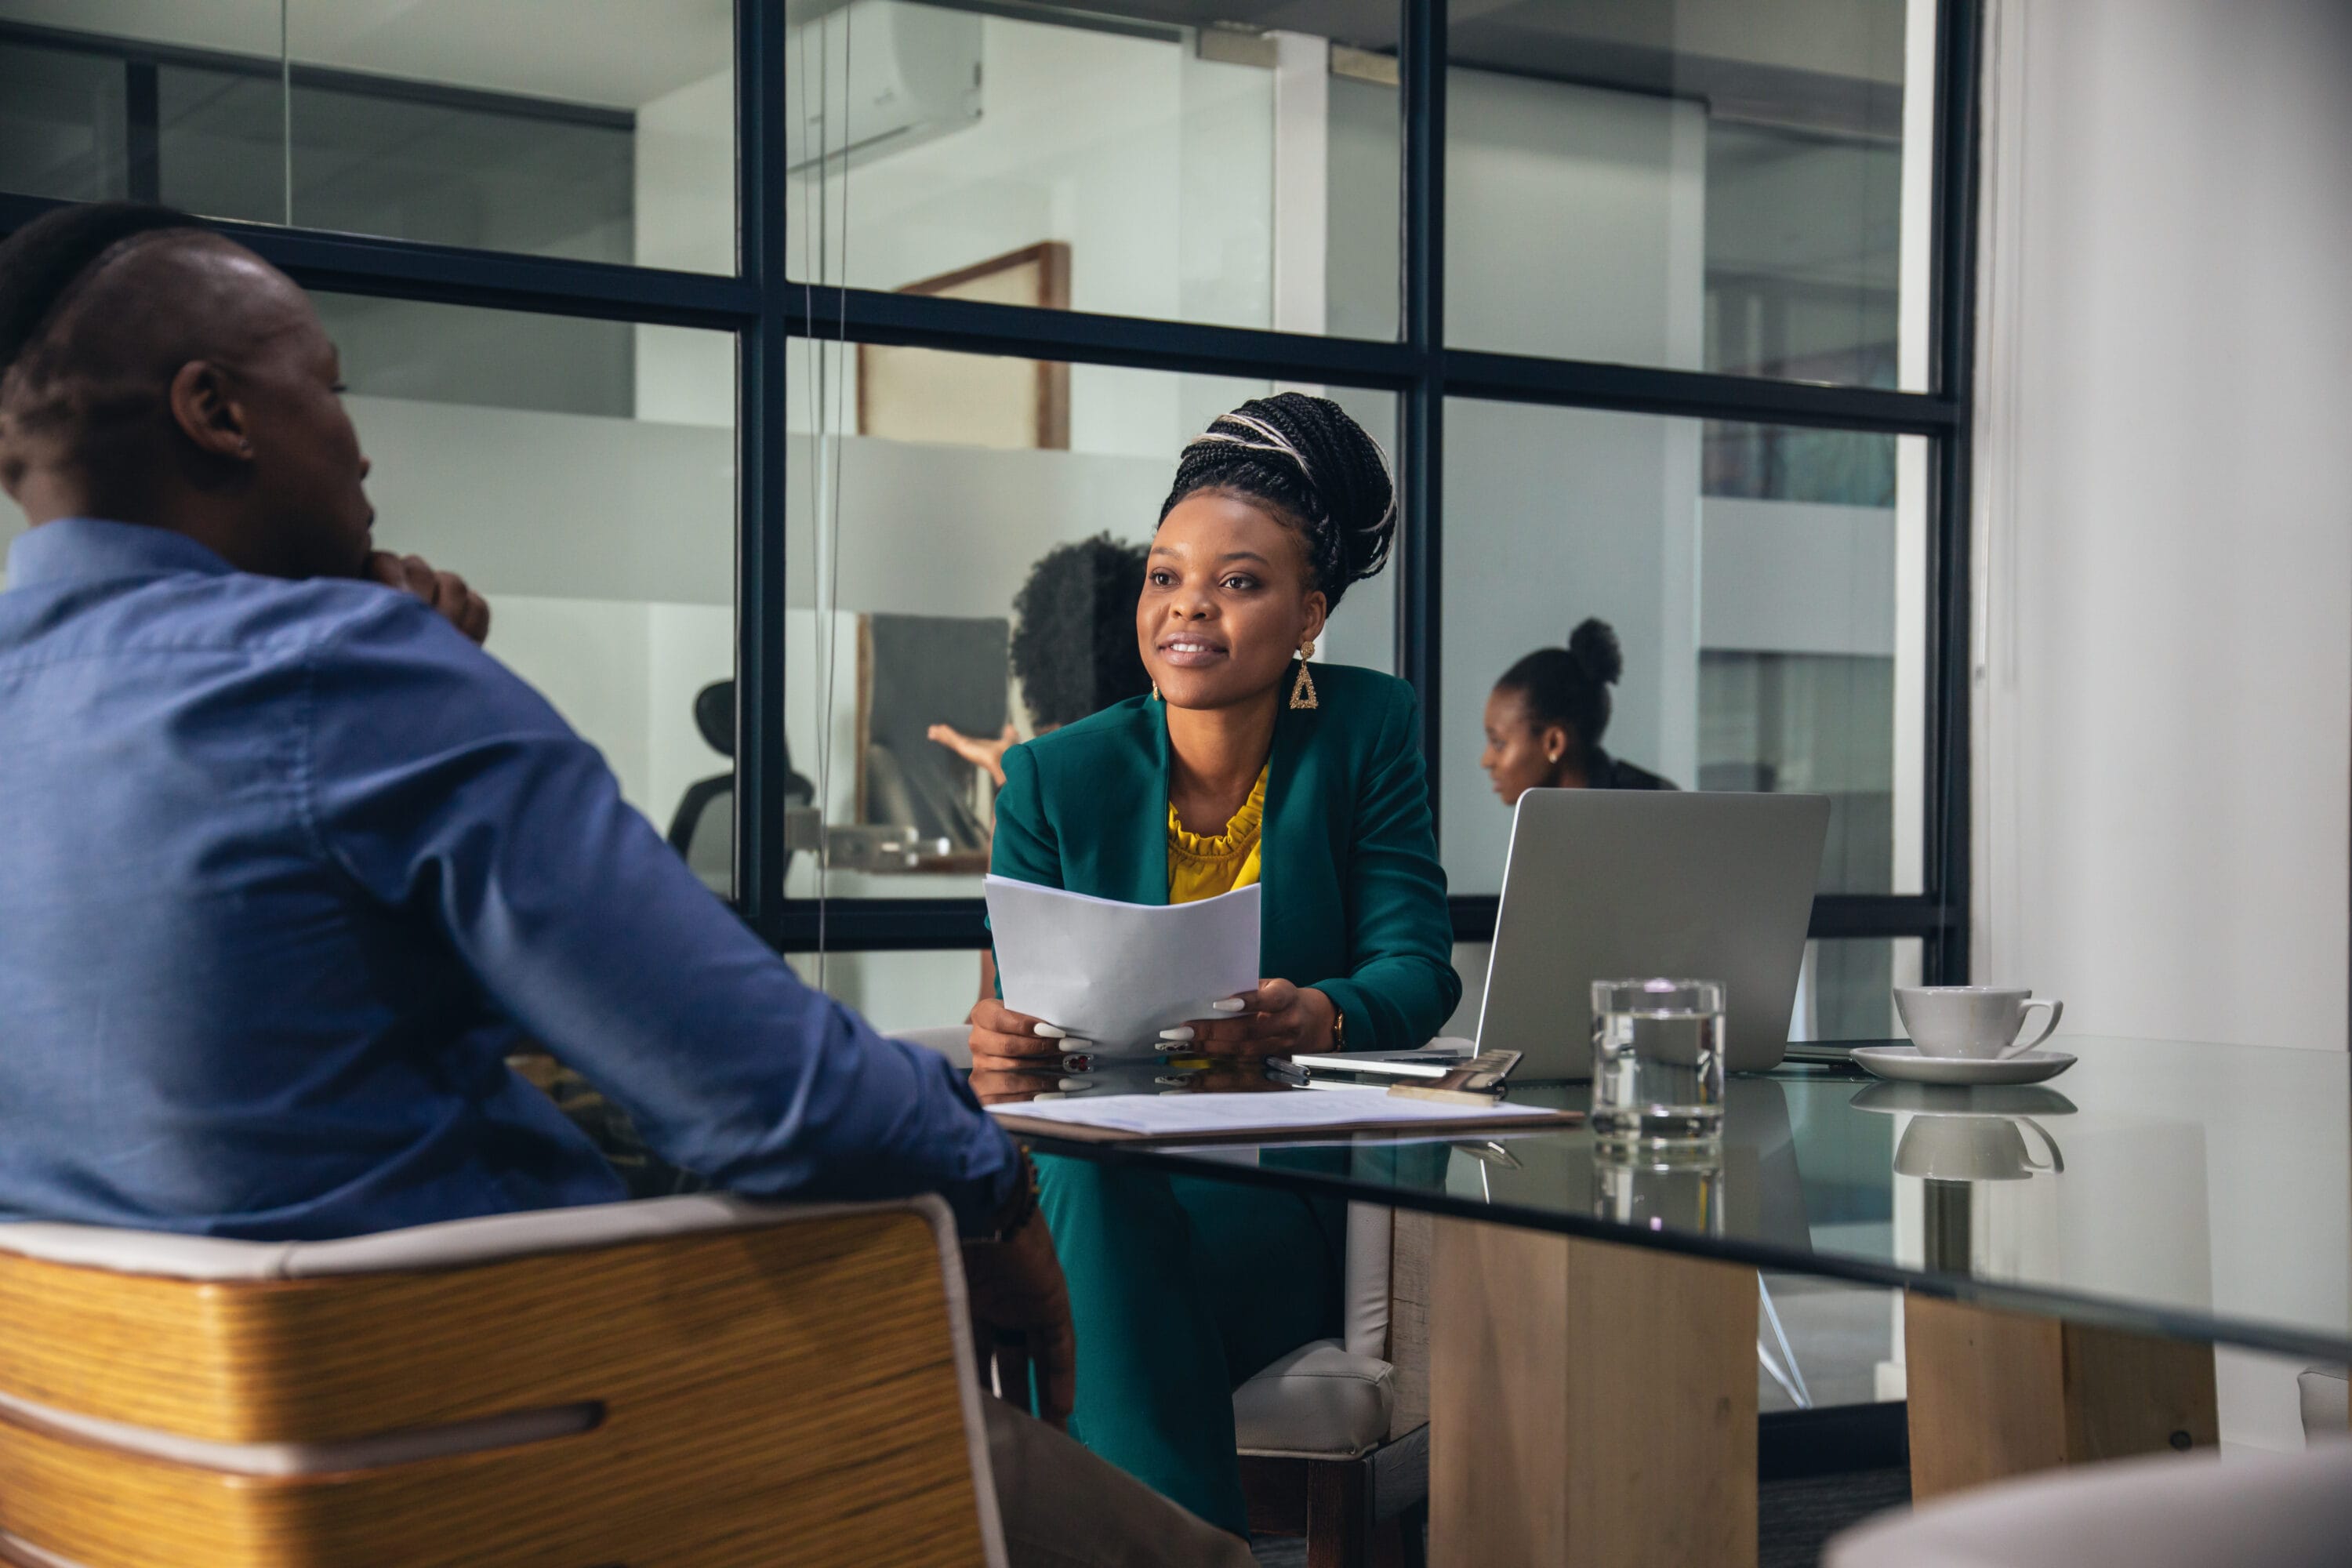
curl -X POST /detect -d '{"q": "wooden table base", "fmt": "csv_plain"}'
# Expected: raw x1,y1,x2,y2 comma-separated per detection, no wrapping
1904,1292,2220,1500
1429,1218,1759,1568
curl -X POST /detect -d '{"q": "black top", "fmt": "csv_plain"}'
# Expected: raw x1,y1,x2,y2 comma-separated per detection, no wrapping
1586,745,1677,792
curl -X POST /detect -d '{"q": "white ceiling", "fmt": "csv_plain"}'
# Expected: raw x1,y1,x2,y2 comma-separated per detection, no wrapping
0,0,734,108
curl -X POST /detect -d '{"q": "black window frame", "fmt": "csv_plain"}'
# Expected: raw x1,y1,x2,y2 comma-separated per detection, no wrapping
0,0,1983,985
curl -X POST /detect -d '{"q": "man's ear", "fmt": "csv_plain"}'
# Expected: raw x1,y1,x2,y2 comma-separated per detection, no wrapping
166,360,252,463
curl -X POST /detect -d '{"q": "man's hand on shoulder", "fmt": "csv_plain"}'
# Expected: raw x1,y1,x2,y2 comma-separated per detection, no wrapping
366,550,492,645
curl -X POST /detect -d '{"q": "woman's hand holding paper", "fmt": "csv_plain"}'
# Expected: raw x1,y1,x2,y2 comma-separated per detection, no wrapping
968,997,1088,1072
1158,978,1337,1058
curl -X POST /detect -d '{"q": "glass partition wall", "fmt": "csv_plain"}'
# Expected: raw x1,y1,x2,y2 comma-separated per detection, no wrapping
0,0,1980,1007
0,0,1980,1438
779,0,1976,1011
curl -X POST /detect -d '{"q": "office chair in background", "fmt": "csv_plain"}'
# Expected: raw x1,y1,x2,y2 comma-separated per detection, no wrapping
667,680,812,895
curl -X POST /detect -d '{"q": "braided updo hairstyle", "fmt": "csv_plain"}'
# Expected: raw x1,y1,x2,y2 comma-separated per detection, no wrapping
1497,618,1624,752
1158,392,1396,609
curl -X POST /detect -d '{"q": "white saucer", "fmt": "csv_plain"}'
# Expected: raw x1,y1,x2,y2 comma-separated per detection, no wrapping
1851,1046,2076,1086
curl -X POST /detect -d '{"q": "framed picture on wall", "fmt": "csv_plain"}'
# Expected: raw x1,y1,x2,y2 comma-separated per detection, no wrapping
856,241,1071,450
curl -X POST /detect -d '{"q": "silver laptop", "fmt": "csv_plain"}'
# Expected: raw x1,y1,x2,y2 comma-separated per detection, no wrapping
1474,790,1831,1077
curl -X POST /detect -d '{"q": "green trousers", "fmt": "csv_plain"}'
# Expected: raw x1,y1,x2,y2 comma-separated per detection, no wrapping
1034,1153,1345,1538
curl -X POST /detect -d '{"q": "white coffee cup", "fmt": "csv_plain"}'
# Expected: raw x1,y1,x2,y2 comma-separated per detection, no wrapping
1893,986,2064,1060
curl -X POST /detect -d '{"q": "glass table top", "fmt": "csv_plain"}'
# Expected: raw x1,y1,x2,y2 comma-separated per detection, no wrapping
978,1036,2352,1361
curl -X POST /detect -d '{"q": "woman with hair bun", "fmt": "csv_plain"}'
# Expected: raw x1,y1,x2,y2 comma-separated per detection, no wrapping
969,392,1458,1538
1479,617,1679,804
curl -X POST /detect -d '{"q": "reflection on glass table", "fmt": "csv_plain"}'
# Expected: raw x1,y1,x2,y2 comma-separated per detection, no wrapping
979,1036,2349,1559
1857,1080,2071,1275
989,1037,2352,1363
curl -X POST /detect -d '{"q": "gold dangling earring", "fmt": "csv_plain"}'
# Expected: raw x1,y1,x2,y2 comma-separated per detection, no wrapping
1152,681,1161,702
1289,637,1319,710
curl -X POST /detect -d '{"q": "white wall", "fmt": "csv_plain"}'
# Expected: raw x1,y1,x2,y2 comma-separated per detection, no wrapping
1972,0,2352,1457
1701,499,1896,659
1973,0,2352,1053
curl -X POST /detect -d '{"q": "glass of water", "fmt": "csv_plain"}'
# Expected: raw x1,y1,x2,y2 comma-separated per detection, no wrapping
1590,978,1726,1147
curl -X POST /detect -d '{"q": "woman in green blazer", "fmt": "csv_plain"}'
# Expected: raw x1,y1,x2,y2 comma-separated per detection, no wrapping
969,393,1459,1540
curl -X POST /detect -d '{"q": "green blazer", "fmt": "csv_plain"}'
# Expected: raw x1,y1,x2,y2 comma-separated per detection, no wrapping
991,662,1461,1053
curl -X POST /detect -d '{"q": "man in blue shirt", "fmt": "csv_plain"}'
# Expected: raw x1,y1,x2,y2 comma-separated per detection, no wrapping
0,203,1251,1567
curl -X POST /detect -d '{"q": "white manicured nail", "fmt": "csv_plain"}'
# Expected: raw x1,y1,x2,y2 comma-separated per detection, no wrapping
1212,997,1247,1012
1160,1026,1196,1041
1033,1022,1069,1039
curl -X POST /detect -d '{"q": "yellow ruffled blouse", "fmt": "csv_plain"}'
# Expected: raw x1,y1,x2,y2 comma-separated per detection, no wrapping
1167,764,1269,903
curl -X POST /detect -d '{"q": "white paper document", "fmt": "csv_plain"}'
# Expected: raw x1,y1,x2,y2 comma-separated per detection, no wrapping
988,1086,1548,1137
985,875,1261,1052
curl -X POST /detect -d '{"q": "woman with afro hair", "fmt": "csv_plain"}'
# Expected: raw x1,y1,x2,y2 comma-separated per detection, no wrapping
927,532,1154,786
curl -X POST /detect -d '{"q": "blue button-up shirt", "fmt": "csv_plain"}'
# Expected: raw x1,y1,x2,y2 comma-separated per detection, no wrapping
0,519,1014,1240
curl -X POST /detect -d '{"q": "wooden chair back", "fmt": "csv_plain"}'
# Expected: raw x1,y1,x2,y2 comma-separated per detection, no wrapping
0,1196,1004,1568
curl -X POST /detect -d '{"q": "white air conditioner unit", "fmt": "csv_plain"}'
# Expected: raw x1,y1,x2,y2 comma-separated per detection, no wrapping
785,0,984,174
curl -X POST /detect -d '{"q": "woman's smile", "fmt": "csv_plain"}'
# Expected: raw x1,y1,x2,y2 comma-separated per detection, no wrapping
1156,633,1229,666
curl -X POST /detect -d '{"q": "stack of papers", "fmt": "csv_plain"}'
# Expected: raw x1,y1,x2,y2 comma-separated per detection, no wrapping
988,1086,1559,1139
